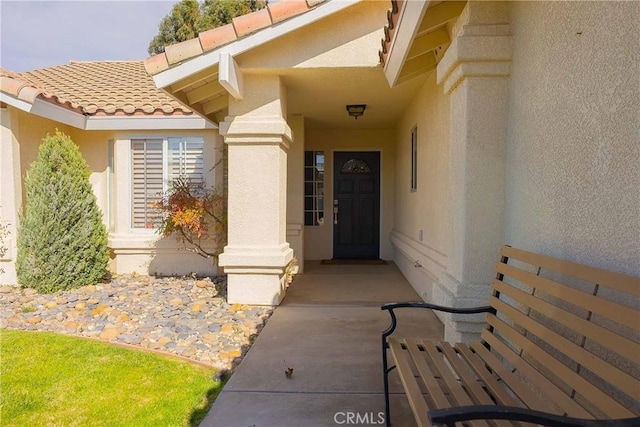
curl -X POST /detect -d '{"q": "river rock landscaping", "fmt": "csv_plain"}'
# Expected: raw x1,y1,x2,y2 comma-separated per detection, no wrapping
0,275,272,371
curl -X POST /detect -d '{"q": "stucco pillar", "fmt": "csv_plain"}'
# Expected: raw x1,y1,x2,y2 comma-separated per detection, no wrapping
435,2,513,342
0,107,22,285
219,75,294,305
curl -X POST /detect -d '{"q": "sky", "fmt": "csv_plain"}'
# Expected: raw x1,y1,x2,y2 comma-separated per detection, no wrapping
0,0,176,72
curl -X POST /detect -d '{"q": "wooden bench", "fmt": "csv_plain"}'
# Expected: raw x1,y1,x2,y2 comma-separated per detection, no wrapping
381,245,640,427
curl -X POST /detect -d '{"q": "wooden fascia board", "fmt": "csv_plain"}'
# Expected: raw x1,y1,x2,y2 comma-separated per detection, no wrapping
186,81,225,104
406,28,450,61
169,68,218,93
416,1,467,36
202,94,228,115
398,52,437,81
384,0,431,87
218,52,243,100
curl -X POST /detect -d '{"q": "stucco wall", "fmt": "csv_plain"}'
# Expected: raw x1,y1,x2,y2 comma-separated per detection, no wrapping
0,107,23,284
239,0,387,70
304,127,395,261
109,129,222,276
391,72,450,302
0,106,223,281
505,1,640,276
287,114,305,271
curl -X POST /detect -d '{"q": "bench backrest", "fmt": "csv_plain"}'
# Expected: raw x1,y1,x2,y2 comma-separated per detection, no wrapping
483,245,639,419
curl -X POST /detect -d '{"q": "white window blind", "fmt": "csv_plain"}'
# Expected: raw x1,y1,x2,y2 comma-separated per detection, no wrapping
131,137,205,229
168,137,204,184
132,139,163,229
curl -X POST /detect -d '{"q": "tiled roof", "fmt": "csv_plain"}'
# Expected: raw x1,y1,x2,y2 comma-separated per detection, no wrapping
379,0,401,66
1,61,193,116
145,0,327,76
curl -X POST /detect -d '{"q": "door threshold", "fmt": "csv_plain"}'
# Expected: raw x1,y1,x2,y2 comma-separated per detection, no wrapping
321,259,387,265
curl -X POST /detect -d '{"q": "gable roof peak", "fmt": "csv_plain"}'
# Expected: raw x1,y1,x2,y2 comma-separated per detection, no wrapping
145,0,327,76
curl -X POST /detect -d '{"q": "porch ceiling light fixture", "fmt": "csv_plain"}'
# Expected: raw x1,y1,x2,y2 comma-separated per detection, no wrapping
346,104,367,120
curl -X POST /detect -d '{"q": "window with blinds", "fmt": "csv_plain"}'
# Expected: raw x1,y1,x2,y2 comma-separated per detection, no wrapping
168,137,205,186
131,137,204,229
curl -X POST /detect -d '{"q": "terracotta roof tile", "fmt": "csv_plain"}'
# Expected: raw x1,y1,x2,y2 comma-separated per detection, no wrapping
199,24,238,52
143,54,170,75
145,0,326,76
165,38,205,65
268,0,311,24
1,61,193,116
233,8,272,38
379,0,399,67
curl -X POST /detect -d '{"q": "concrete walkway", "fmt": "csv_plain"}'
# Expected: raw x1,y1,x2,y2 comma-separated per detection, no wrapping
200,262,444,427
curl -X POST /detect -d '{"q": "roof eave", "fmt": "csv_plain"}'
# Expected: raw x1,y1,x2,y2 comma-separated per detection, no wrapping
151,0,361,91
383,0,431,87
1,92,217,130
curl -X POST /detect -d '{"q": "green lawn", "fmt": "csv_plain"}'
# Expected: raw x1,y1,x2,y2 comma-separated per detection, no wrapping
0,330,221,426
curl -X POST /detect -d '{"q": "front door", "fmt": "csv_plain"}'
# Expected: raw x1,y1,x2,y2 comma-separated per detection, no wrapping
333,151,380,259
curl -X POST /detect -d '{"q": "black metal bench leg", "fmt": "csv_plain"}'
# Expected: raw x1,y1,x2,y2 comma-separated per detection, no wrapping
382,337,396,427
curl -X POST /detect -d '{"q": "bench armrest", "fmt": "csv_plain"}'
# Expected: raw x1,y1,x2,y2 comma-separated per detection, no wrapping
381,302,491,340
381,301,491,314
428,405,640,427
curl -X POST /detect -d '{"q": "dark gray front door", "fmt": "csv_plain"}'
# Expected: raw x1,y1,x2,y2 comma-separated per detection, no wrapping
333,151,380,259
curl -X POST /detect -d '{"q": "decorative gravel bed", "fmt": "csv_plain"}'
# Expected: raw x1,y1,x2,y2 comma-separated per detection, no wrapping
0,275,273,371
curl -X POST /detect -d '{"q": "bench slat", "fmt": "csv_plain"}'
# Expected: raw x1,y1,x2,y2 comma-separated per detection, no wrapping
439,343,518,427
455,343,526,409
492,277,640,362
500,246,639,296
491,282,639,397
495,263,639,330
420,341,491,427
388,338,430,427
404,339,451,409
479,330,595,419
468,340,556,414
485,314,635,418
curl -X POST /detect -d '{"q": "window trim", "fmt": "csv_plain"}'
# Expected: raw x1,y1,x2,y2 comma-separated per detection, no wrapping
304,150,325,227
130,136,204,230
410,125,418,192
106,139,115,231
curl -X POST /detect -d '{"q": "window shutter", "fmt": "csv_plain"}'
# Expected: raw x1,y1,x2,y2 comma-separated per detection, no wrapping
131,139,163,228
168,137,204,184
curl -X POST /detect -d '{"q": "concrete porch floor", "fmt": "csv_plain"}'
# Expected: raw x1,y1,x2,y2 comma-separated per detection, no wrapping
200,261,444,427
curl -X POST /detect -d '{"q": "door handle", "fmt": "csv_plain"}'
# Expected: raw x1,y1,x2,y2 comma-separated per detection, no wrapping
333,206,338,224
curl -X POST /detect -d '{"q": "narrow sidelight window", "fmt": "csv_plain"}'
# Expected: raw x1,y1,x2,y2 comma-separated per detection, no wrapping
304,151,325,226
411,126,418,191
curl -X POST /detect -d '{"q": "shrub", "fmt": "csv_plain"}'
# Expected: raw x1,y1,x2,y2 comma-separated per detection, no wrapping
0,215,9,276
16,131,108,292
155,177,226,263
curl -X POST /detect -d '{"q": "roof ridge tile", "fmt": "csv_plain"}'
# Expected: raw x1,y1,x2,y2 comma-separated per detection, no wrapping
144,0,324,76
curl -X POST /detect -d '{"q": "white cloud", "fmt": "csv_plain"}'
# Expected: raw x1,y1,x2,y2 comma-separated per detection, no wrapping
0,0,175,72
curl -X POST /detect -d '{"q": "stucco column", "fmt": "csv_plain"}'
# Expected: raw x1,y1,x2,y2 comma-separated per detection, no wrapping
435,2,513,342
219,75,294,305
0,107,22,285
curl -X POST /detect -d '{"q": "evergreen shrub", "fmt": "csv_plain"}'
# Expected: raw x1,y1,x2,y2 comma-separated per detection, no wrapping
16,131,108,292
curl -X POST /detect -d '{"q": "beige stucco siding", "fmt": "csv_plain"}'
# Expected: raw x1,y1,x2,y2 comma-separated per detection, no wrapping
391,72,450,301
505,1,640,276
0,107,24,283
108,129,221,276
239,0,387,70
303,127,395,261
0,105,223,283
286,115,305,271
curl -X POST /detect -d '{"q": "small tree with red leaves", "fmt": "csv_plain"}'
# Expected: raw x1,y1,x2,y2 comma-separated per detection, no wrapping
155,177,226,263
